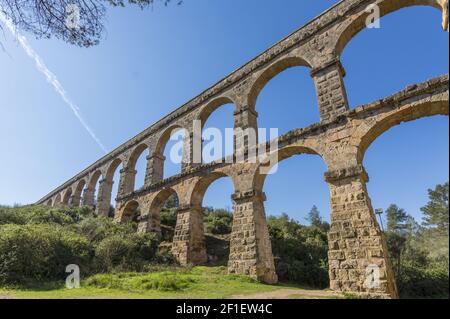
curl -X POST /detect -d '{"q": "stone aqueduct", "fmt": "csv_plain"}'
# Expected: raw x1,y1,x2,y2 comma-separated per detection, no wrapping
37,0,449,298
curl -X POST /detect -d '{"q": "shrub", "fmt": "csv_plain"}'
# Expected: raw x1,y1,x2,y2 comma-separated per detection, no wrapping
76,216,136,243
94,233,160,272
398,261,449,298
27,209,77,225
204,209,233,235
0,224,91,284
160,209,177,228
268,215,329,289
0,207,27,225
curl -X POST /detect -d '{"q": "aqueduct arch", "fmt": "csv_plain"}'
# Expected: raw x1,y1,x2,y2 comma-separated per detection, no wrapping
37,0,449,298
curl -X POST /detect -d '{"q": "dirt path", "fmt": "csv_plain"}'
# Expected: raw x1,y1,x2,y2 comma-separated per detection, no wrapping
231,288,342,299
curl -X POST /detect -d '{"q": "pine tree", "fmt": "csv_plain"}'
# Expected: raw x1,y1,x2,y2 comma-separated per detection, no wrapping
421,182,449,235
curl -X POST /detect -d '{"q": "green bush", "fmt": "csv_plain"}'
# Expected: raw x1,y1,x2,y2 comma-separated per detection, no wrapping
160,209,177,228
268,214,329,289
0,207,27,225
0,205,93,226
204,209,233,235
75,216,136,243
0,224,91,284
94,233,160,272
398,261,449,298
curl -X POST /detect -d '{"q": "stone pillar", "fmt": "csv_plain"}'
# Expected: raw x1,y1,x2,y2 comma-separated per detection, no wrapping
118,167,137,197
234,107,258,160
137,211,162,235
95,179,113,217
311,58,349,122
144,154,165,186
228,190,277,284
181,132,201,173
325,165,398,298
171,205,207,265
82,187,95,208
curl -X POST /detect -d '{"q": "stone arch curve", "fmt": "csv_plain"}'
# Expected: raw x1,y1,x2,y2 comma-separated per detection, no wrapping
189,171,236,208
73,179,87,206
197,96,236,129
150,187,179,211
88,170,103,191
252,144,324,192
247,56,312,111
154,124,187,156
62,187,73,205
126,143,150,170
46,198,53,206
105,158,123,183
356,98,449,164
334,0,445,56
121,200,141,224
53,193,62,207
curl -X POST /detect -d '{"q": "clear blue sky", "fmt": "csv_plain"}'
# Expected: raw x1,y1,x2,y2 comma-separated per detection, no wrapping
0,1,448,225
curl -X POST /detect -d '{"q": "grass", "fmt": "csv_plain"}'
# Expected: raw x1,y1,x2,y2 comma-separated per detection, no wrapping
0,266,296,299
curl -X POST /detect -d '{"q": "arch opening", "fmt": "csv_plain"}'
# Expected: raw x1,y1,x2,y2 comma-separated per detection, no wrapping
361,112,449,298
73,179,87,207
105,158,124,216
254,147,330,289
156,126,187,179
199,98,236,164
128,144,150,191
251,60,319,144
191,172,235,266
62,188,73,206
339,5,449,108
150,188,180,240
121,200,141,229
53,193,62,207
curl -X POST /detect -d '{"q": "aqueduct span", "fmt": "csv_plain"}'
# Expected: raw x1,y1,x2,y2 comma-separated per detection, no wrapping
38,0,449,298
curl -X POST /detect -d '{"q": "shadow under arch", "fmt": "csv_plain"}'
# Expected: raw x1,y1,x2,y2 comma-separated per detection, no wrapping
356,99,449,164
84,170,102,207
121,200,140,224
334,0,444,56
53,193,62,207
73,179,87,206
62,188,72,205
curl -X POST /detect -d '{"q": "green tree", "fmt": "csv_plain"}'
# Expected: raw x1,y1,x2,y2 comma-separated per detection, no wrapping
421,182,449,235
307,206,322,227
386,204,409,233
163,194,179,209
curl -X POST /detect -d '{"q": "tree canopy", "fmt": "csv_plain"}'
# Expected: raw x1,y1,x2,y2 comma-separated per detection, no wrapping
0,0,179,47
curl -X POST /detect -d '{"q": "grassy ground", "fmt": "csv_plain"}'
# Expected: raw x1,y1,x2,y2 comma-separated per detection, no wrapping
0,266,339,299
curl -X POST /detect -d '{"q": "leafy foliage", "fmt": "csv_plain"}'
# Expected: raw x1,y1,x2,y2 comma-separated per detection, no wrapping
421,182,449,234
268,211,330,289
0,205,171,285
385,183,449,298
203,208,233,235
0,223,91,284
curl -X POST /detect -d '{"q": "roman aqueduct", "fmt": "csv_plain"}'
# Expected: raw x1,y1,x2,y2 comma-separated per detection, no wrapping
37,0,449,298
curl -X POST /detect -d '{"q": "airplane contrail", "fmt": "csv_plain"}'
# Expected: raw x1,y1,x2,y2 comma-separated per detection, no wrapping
0,13,108,154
